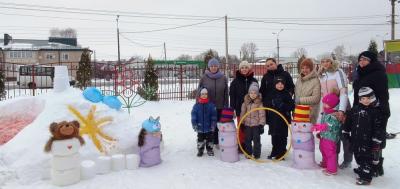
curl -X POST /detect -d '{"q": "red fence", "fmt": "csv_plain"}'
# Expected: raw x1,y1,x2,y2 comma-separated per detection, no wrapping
0,61,353,101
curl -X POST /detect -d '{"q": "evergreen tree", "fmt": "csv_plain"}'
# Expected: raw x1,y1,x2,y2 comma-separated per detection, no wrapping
141,55,158,101
0,68,5,98
368,40,379,56
76,49,92,89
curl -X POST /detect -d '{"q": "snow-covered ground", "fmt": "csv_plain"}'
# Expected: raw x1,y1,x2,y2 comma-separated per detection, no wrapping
0,88,399,189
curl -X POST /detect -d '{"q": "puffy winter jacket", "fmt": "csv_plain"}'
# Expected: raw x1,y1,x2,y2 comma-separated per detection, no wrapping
264,89,295,136
191,102,218,133
343,104,385,150
240,94,266,127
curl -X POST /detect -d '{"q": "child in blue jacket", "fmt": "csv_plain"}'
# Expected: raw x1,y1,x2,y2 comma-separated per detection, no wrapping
191,87,218,157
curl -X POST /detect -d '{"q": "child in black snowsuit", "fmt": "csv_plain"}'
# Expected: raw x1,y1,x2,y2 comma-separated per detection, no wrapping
343,87,384,185
265,76,295,160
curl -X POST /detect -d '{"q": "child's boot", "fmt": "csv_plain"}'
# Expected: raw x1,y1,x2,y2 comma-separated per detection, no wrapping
197,141,205,157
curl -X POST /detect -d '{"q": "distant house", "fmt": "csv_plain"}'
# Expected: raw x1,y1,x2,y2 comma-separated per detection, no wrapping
0,34,88,80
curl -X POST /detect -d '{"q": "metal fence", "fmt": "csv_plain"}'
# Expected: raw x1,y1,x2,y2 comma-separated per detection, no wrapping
0,61,353,101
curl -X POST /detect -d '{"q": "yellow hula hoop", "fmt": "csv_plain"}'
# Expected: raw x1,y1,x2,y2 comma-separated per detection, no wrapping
238,107,292,163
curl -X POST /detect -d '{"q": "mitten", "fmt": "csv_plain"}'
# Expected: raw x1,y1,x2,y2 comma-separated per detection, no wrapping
311,123,328,132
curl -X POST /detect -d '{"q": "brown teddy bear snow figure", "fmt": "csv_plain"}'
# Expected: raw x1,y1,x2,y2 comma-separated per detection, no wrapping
44,120,85,186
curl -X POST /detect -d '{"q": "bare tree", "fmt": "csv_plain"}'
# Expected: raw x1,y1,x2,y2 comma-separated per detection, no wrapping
317,52,332,60
176,54,193,61
240,42,258,62
333,45,346,62
50,28,77,38
291,48,308,58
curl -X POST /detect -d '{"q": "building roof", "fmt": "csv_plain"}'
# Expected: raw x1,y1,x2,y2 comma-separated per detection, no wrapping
0,38,83,50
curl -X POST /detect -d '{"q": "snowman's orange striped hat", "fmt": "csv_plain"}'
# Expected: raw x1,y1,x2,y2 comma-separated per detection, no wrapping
293,105,311,122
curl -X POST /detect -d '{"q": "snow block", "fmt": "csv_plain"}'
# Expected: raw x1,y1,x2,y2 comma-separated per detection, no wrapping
51,153,80,171
51,138,81,156
51,167,80,186
126,154,140,170
83,87,103,103
218,132,237,148
220,147,239,163
112,154,126,171
292,149,318,169
80,160,96,180
53,66,70,92
103,96,122,110
96,156,112,174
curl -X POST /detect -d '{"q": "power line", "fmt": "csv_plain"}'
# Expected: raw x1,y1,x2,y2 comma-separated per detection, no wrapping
120,17,224,34
229,18,390,26
119,33,164,48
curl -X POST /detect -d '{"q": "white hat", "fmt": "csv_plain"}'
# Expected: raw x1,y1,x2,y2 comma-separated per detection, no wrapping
239,61,251,69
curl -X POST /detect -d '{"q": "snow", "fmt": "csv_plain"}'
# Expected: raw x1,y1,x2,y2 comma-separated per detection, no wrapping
0,88,399,189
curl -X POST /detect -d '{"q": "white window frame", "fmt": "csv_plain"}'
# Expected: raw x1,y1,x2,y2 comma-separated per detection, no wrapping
61,53,69,61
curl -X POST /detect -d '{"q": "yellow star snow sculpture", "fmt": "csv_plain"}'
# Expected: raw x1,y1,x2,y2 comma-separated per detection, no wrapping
68,105,115,153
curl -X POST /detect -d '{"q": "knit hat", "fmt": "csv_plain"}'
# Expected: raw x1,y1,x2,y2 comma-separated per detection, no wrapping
358,87,377,104
248,82,259,94
142,116,161,133
293,105,311,122
239,61,251,69
200,87,208,95
358,51,377,63
208,58,220,68
300,58,314,71
322,93,339,109
273,76,286,86
220,107,234,123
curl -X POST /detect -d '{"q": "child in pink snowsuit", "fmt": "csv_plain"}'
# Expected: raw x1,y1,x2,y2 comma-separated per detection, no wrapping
313,93,341,175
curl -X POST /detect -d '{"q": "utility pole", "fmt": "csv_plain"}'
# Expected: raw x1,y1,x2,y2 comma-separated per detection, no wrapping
117,15,121,65
225,15,229,66
273,29,283,63
390,0,397,40
164,42,167,61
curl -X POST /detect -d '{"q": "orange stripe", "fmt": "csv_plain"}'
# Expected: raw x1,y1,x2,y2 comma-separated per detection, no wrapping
293,118,310,122
293,113,310,118
295,105,310,110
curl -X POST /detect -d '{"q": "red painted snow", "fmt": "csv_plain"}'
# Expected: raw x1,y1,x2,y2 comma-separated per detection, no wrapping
0,98,45,145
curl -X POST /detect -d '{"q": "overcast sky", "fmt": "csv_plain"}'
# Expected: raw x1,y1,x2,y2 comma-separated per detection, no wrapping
0,0,396,61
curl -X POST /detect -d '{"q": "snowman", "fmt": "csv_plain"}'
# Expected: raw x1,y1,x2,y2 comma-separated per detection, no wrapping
291,105,318,169
44,120,85,186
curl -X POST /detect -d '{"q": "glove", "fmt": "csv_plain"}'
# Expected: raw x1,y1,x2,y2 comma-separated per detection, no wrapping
259,125,264,135
372,144,380,165
311,123,328,132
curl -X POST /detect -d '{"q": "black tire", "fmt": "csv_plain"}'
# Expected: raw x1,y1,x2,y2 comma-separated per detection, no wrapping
28,82,36,89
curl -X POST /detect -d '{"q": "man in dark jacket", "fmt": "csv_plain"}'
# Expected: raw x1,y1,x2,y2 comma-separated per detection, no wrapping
352,51,390,177
260,58,295,107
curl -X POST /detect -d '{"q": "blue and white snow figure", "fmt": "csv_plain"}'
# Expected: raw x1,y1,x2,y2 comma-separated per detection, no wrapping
217,108,239,163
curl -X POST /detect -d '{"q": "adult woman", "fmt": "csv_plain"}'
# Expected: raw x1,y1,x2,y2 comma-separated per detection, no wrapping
318,54,351,169
294,58,321,124
198,58,229,147
229,61,258,149
353,51,390,176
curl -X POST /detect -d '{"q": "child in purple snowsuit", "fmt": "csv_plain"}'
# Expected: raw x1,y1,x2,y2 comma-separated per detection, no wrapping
138,116,162,167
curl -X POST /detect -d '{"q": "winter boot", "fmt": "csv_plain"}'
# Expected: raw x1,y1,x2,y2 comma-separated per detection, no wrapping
386,132,396,139
197,141,205,157
206,142,214,156
377,158,384,176
356,178,371,185
339,161,352,169
207,149,214,156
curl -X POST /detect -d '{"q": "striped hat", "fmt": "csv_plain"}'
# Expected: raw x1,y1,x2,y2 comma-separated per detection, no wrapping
220,107,234,123
293,105,311,122
358,87,377,104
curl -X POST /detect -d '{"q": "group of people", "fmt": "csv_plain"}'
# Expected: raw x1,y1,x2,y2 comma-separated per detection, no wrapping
190,51,391,185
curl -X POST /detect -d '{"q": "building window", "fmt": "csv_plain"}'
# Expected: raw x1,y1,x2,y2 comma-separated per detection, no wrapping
46,53,56,60
61,53,69,61
9,51,33,59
